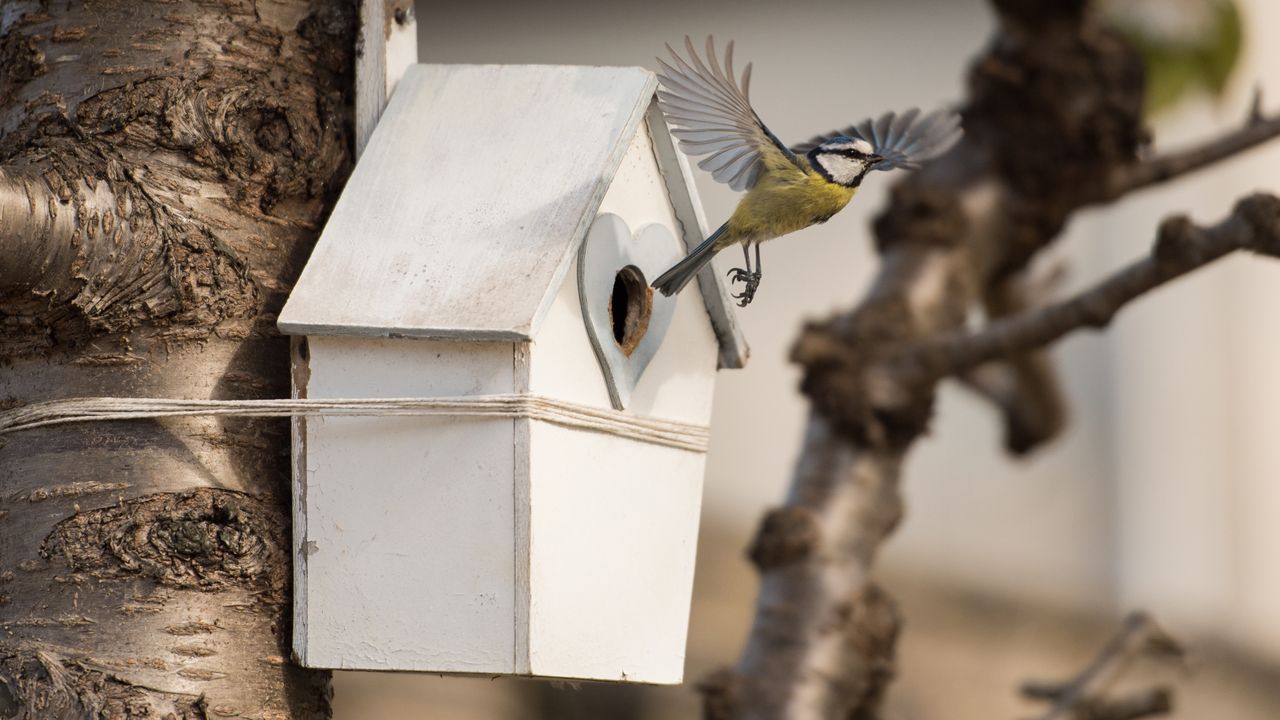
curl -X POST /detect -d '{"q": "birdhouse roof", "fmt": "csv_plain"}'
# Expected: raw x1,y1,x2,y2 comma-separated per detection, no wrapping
278,63,747,369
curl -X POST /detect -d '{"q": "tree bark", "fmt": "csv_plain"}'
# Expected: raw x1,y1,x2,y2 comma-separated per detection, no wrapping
0,1,354,717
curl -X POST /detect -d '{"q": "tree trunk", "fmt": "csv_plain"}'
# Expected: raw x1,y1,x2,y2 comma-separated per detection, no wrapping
0,1,355,717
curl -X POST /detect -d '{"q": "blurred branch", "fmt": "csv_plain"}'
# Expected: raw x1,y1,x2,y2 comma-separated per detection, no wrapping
1102,95,1280,201
958,361,1062,453
700,422,903,720
1063,690,1173,720
1022,612,1185,720
961,267,1070,455
896,194,1280,386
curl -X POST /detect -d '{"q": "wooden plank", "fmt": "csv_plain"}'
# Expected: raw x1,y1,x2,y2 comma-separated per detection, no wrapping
356,0,418,158
279,64,656,341
512,343,532,675
290,337,312,661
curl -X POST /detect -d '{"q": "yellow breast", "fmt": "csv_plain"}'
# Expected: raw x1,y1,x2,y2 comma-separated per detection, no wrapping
722,169,857,244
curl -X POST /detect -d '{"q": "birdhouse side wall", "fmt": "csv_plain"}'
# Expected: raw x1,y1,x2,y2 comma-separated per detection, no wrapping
294,335,520,673
519,120,718,683
523,421,706,683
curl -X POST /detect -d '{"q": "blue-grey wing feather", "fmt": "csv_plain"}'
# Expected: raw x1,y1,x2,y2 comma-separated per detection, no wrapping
872,113,893,148
884,108,921,149
655,36,798,192
792,108,963,171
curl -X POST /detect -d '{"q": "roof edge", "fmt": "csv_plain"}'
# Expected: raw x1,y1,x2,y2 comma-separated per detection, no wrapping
642,101,751,369
278,319,532,343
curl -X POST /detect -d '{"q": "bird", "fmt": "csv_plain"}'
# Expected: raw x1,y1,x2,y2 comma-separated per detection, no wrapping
650,36,963,307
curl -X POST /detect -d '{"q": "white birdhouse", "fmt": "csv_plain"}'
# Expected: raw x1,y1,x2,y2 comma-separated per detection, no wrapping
277,63,748,684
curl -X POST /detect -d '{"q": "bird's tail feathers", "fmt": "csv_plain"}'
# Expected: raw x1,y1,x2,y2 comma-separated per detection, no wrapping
651,224,728,297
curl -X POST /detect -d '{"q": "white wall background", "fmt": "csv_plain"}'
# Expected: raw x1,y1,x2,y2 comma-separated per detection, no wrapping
415,0,1280,658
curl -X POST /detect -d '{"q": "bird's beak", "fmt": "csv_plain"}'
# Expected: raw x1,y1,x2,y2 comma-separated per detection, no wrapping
869,154,884,165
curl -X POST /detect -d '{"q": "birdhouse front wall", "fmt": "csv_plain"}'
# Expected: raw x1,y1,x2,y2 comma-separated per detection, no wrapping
293,335,522,672
519,116,719,681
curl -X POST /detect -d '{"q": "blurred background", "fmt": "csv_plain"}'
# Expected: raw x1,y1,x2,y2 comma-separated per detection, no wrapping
335,0,1280,717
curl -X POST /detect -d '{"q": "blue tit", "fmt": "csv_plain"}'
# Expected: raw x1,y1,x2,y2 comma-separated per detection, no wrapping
650,36,963,306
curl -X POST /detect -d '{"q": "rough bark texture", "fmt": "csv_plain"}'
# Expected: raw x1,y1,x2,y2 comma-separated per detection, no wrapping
703,1,1280,718
0,1,354,717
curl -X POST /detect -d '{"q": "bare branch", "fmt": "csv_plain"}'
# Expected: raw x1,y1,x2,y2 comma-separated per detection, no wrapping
1103,97,1280,201
1025,612,1150,718
1023,612,1184,720
898,194,1280,386
1026,687,1173,720
961,269,1069,455
1081,689,1175,720
701,417,904,719
959,358,1065,455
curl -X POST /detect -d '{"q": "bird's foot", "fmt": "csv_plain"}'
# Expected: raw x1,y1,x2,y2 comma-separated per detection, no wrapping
727,267,762,307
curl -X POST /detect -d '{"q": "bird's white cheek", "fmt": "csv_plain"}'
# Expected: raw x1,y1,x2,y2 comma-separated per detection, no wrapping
817,155,866,185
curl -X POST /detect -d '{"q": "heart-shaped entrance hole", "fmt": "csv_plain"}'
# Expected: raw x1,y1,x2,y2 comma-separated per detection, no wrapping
578,214,680,409
609,265,652,357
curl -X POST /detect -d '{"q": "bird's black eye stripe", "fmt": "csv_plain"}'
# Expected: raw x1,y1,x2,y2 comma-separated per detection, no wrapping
825,149,873,159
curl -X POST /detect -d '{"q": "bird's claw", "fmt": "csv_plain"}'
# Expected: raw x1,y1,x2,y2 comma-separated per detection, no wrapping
726,267,761,307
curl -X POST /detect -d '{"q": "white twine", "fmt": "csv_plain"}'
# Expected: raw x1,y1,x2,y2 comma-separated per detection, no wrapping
0,395,710,453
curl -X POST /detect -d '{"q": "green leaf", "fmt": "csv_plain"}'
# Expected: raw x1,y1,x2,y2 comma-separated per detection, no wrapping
1105,0,1244,114
1201,0,1243,94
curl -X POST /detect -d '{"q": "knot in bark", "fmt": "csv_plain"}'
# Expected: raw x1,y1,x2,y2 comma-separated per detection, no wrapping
41,488,287,601
1153,214,1203,268
697,667,740,720
748,507,821,571
1236,193,1280,257
792,315,935,451
968,8,1146,205
872,180,968,253
840,584,901,717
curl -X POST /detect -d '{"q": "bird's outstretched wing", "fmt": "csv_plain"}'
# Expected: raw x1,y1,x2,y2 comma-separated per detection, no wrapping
792,108,963,171
656,36,802,192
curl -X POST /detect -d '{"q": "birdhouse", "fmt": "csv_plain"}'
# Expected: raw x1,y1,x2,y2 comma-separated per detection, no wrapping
276,64,747,684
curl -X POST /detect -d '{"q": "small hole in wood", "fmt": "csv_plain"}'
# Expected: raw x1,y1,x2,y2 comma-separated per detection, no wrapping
609,265,651,357
295,337,310,364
